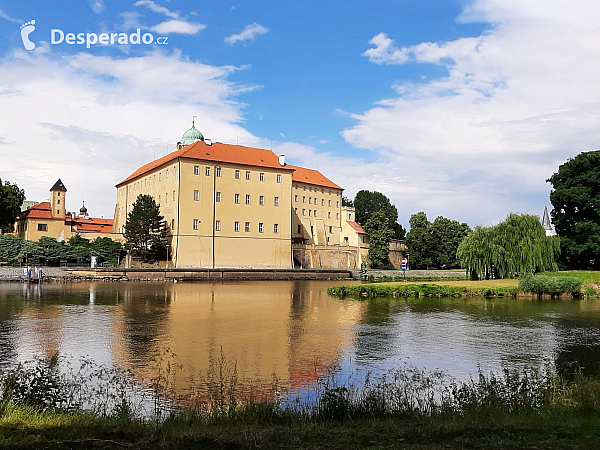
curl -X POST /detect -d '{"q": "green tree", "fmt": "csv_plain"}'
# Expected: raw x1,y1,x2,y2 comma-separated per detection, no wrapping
364,210,393,268
353,190,404,240
405,212,434,269
430,216,471,268
547,151,600,269
124,194,167,261
0,179,25,233
457,213,560,279
342,196,354,207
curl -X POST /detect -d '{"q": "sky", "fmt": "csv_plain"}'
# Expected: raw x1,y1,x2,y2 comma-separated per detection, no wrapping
0,0,599,228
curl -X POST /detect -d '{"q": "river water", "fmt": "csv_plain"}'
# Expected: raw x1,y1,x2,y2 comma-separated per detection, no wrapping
1,280,600,401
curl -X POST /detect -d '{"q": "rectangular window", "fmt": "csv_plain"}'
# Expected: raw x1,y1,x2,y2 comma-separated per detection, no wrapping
259,195,264,206
314,210,317,216
274,196,279,207
328,200,331,207
205,167,210,176
166,170,169,179
57,199,60,204
246,194,251,205
303,186,306,191
295,195,298,202
294,207,298,214
309,210,312,217
216,167,221,177
294,184,298,189
314,198,317,204
322,189,325,194
246,171,250,180
173,191,176,201
328,212,331,219
259,223,264,233
215,220,221,231
193,219,199,230
321,199,324,206
309,187,313,192
245,222,250,232
194,190,199,201
336,213,339,219
302,209,306,216
259,172,265,181
303,196,306,203
172,219,175,229
274,223,278,233
297,225,301,234
234,221,240,232
159,173,161,181
216,192,221,202
336,201,339,208
329,226,332,233
235,170,240,179
194,165,199,175
38,224,47,231
235,193,240,204
276,174,282,183
309,198,312,204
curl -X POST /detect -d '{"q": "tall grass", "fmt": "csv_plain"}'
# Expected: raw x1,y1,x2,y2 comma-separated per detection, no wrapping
2,354,600,425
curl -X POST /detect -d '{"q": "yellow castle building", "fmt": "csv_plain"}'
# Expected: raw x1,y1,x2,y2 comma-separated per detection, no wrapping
113,122,368,269
14,179,115,242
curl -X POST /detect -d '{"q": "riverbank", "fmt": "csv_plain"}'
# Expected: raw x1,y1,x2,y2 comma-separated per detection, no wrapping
2,361,600,449
0,267,353,282
2,406,599,449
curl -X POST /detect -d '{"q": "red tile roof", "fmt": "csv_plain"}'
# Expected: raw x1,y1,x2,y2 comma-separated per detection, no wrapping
19,202,53,220
287,165,343,190
117,141,294,186
347,221,367,234
18,203,113,233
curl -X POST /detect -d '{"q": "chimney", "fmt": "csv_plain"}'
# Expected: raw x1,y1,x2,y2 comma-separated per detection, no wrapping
278,154,286,166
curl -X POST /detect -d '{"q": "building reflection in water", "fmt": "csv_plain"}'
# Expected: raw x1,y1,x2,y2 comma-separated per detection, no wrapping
110,281,363,398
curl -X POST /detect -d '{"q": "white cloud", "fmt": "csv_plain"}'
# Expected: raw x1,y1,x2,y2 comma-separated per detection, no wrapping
349,0,600,226
225,22,269,45
134,0,179,19
151,20,206,35
0,48,258,218
88,0,106,14
0,6,21,24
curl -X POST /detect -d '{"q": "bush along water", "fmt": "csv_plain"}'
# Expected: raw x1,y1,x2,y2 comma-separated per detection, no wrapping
327,283,519,299
518,275,582,298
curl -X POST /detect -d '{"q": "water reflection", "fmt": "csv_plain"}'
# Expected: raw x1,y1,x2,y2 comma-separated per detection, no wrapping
1,282,600,398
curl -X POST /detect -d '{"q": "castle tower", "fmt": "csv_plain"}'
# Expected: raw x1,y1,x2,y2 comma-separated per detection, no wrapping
541,204,553,237
50,179,67,218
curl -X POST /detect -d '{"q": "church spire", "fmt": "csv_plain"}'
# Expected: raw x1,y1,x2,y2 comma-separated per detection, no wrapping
542,204,552,236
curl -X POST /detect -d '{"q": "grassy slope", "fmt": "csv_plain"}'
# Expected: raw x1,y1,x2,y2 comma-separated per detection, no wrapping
1,406,600,449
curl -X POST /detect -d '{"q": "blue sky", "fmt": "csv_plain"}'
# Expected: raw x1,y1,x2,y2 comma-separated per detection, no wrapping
0,0,598,227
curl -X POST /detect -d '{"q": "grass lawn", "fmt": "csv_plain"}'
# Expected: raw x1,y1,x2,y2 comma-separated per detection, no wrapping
542,271,600,284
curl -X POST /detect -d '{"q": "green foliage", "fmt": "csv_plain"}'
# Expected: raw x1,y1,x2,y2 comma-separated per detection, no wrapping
341,196,353,207
0,178,25,233
327,283,519,298
457,213,560,279
0,234,122,265
519,275,582,298
353,190,404,240
405,212,471,269
124,194,168,261
547,151,600,269
364,210,393,268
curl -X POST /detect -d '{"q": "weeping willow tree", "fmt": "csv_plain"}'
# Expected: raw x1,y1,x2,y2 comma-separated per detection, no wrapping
457,213,560,279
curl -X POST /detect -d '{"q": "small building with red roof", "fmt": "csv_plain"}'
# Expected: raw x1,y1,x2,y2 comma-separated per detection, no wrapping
13,179,115,242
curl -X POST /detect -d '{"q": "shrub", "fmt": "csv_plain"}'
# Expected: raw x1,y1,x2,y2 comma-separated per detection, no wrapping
519,275,582,298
